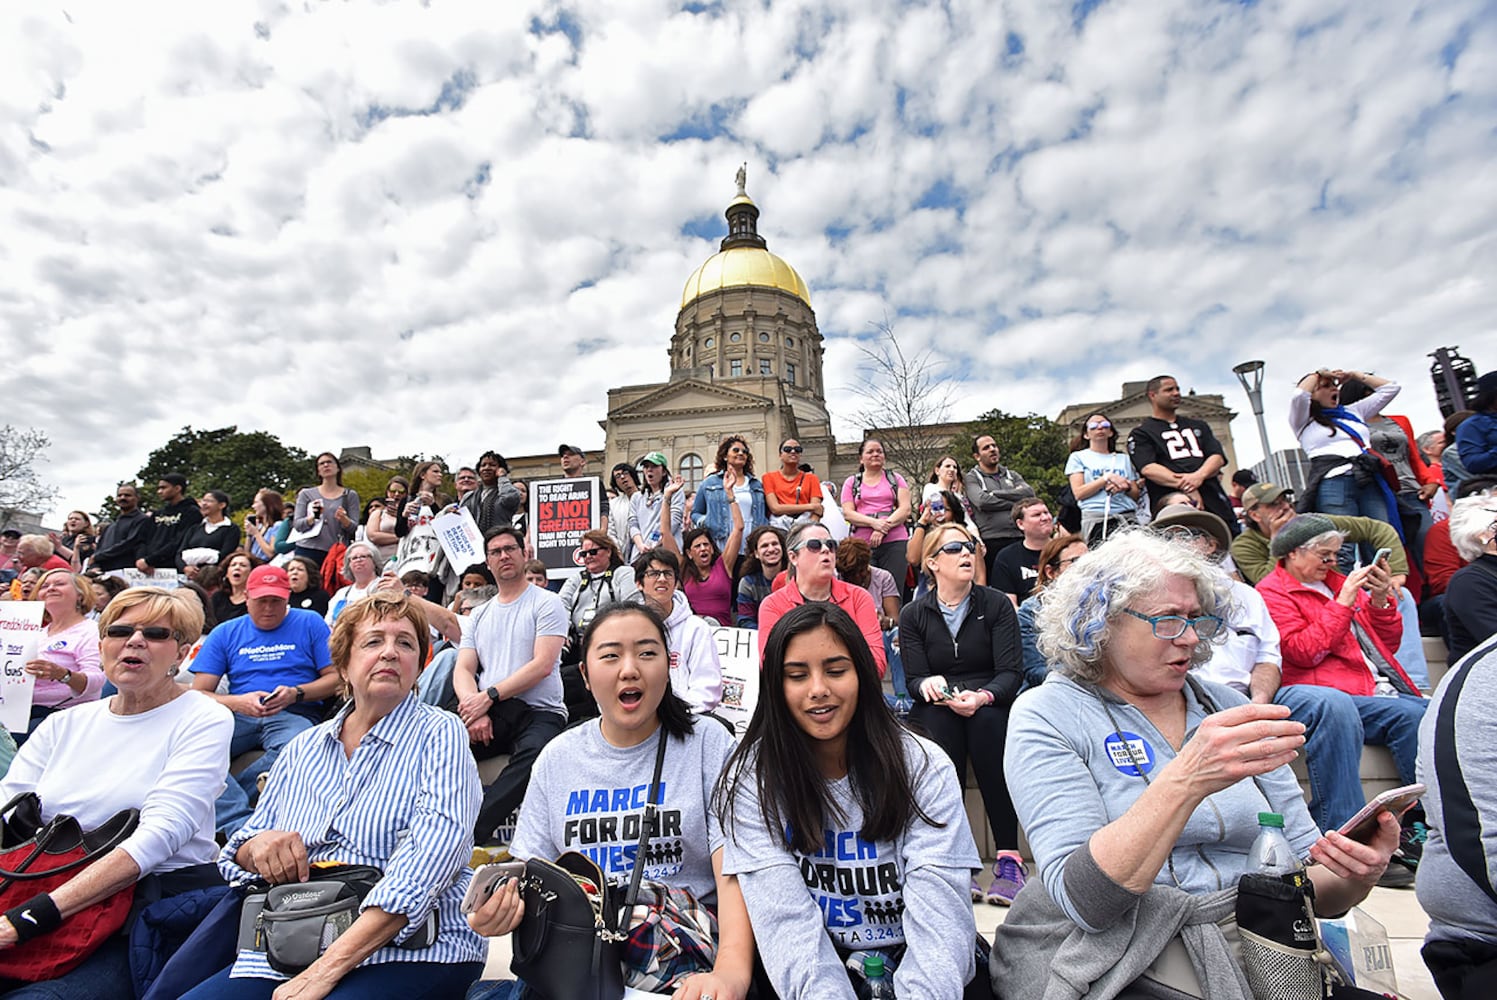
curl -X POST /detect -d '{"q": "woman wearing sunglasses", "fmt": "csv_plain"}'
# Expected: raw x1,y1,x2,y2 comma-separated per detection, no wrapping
1065,413,1141,544
898,523,1028,907
691,435,767,555
992,530,1400,997
756,522,887,676
0,588,232,997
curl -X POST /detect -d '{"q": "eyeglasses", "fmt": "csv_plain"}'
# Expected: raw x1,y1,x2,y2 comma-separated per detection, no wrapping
937,540,977,555
487,544,522,557
1299,547,1338,565
1086,420,1112,430
1056,554,1084,569
578,548,606,559
104,624,176,641
642,568,676,581
781,445,803,453
1122,608,1225,640
794,538,838,554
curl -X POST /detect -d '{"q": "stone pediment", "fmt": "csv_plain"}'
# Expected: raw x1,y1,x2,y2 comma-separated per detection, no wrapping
609,379,775,420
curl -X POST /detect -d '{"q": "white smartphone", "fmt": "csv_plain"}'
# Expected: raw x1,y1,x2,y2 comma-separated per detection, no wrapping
1371,547,1392,566
1336,783,1424,842
460,861,526,914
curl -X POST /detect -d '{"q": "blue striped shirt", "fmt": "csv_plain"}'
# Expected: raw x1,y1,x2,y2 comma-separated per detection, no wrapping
220,692,485,976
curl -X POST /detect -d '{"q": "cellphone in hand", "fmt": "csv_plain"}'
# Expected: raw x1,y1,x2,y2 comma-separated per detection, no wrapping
1371,547,1391,566
461,861,527,914
1336,783,1424,842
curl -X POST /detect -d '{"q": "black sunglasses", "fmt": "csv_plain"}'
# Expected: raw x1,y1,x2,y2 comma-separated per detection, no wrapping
938,540,977,555
578,547,606,558
781,445,803,453
104,625,175,641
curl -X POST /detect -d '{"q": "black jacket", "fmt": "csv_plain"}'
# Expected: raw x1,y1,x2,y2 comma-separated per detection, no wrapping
899,584,1022,706
140,499,203,570
91,509,152,571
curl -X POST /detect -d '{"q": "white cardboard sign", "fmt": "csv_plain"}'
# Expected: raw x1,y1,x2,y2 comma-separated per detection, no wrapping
0,603,45,733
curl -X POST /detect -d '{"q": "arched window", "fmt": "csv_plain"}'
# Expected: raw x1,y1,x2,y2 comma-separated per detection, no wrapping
678,453,705,490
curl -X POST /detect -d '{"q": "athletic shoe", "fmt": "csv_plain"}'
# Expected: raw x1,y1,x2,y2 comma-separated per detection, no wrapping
970,876,985,902
985,851,1027,906
1376,862,1416,889
1396,821,1427,871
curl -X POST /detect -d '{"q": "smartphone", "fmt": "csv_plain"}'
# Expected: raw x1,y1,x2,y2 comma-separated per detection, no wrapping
929,499,945,516
1371,547,1391,566
1336,783,1424,842
460,861,526,914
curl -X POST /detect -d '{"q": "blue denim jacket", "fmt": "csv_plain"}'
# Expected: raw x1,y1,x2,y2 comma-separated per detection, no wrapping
691,472,766,549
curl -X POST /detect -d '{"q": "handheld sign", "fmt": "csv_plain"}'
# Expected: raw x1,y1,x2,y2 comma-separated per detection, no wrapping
0,603,45,733
531,477,602,581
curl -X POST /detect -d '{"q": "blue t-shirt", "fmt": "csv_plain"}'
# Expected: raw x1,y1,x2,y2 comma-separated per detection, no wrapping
189,608,332,695
1063,450,1139,515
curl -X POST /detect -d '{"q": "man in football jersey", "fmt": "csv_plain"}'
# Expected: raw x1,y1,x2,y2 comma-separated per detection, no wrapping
1128,374,1239,534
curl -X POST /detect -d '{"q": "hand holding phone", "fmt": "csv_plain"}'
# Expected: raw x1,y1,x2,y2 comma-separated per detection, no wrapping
461,861,527,914
1336,783,1424,842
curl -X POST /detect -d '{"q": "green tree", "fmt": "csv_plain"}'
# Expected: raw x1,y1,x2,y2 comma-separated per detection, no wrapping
137,427,313,515
0,425,59,529
952,410,1072,504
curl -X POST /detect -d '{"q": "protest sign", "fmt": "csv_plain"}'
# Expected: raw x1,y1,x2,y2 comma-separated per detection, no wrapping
0,603,44,733
531,477,601,580
711,626,761,738
110,568,181,589
431,507,486,577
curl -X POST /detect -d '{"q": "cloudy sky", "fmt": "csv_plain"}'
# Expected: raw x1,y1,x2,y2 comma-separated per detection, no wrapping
4,0,1491,520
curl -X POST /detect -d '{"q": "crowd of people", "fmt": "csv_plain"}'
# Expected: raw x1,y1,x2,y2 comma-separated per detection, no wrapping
0,366,1494,999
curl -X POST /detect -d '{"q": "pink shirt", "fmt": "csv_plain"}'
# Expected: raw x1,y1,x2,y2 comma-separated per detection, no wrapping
683,559,734,625
34,618,105,709
841,472,910,544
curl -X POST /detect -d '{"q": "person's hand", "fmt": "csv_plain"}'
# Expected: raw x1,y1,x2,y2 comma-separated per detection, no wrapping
467,715,494,745
458,690,492,726
23,659,65,682
231,692,275,718
240,829,310,885
467,877,525,937
1177,470,1205,493
1417,482,1439,502
135,558,152,573
1168,703,1305,801
672,968,748,1000
334,506,352,527
0,915,18,949
1365,559,1395,605
273,963,338,1000
260,686,300,713
918,676,949,703
946,690,983,717
870,529,885,546
664,479,684,498
1309,810,1400,888
1336,565,1377,607
808,497,824,515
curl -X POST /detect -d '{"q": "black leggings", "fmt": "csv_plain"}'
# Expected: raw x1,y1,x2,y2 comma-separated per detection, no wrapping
907,700,1018,848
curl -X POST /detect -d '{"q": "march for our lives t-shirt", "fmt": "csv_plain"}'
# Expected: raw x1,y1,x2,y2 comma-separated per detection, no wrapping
509,719,735,901
188,608,332,694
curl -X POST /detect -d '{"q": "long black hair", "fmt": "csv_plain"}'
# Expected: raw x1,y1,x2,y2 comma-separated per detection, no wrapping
712,603,940,855
579,603,694,740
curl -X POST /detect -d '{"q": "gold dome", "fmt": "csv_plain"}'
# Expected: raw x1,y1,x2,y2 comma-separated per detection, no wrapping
680,246,812,310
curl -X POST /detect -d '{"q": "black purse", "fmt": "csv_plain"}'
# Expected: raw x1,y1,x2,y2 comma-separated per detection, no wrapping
511,729,667,1000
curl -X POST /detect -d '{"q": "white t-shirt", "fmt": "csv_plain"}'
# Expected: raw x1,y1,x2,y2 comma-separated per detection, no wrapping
460,586,569,715
0,692,233,874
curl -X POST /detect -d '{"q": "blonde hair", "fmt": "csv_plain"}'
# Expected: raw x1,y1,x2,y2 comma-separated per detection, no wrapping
36,569,92,616
99,587,205,645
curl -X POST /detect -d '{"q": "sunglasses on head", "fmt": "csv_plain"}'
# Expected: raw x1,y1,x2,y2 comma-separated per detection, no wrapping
104,625,175,641
795,537,838,553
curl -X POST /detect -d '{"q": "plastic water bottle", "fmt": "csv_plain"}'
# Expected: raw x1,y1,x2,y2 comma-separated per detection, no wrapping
861,953,895,999
1248,812,1299,875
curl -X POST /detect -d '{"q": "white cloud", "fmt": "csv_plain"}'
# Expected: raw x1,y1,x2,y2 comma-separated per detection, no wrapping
1,0,1490,522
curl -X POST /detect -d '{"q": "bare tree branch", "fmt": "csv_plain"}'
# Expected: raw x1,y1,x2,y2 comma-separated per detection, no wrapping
843,318,960,481
0,425,58,529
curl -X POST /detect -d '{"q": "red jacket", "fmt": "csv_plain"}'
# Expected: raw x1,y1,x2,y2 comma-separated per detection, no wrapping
1423,519,1467,596
1256,565,1420,696
757,577,887,677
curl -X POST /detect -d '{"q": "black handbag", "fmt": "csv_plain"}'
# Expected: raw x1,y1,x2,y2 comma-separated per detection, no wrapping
511,729,667,1000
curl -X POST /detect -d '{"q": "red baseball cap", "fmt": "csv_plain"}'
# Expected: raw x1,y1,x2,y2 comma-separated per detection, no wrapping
246,564,292,600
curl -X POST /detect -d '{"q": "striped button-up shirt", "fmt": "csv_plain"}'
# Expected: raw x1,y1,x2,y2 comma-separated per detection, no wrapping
220,692,485,975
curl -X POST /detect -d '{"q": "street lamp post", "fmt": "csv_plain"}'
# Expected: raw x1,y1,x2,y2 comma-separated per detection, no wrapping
1232,360,1283,488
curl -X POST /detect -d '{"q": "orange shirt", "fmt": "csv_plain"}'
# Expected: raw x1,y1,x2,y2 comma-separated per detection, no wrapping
762,469,821,508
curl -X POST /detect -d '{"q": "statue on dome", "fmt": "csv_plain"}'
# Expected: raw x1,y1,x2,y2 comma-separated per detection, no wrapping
735,163,747,197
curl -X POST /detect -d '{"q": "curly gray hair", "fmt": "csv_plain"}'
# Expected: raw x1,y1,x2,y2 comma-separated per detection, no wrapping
1449,495,1497,563
1034,529,1235,684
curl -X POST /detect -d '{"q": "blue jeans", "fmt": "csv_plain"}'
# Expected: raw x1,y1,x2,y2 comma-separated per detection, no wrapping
180,960,483,999
0,937,129,999
1276,686,1427,831
214,708,318,838
1394,586,1430,690
417,647,459,706
1315,473,1394,569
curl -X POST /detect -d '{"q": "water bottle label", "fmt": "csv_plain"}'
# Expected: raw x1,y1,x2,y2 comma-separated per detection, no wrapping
1104,731,1156,776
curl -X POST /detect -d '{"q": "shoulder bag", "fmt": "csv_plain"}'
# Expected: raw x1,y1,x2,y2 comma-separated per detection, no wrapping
511,728,668,1000
0,792,139,981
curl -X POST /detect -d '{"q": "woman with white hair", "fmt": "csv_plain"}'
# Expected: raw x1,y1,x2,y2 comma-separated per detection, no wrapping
325,540,383,626
1443,494,1497,662
991,530,1399,998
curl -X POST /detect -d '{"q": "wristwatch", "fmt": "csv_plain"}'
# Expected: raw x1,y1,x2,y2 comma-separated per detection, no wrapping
293,686,305,703
61,669,72,685
486,685,501,702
